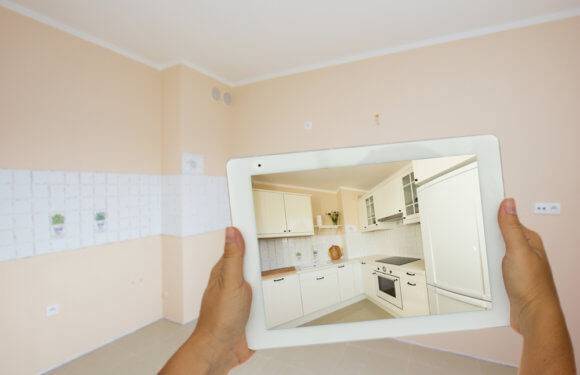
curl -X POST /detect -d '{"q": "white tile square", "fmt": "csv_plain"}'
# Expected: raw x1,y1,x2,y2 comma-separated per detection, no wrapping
13,199,32,214
33,184,49,198
118,174,129,185
16,242,34,258
13,170,31,186
65,198,80,212
94,173,106,185
0,185,12,200
65,211,80,224
50,239,67,253
80,172,94,185
50,185,65,200
94,198,106,210
0,200,12,215
129,174,140,185
80,234,95,248
33,198,50,213
65,185,80,198
34,241,50,255
107,231,119,242
94,186,107,197
67,222,80,236
106,185,118,197
81,198,94,211
13,185,31,199
65,172,79,185
0,170,12,185
32,170,50,185
13,214,32,228
81,185,93,198
107,173,119,185
14,228,33,243
50,198,66,212
49,171,65,185
0,215,12,230
119,229,130,241
0,230,14,245
118,185,129,196
0,245,16,261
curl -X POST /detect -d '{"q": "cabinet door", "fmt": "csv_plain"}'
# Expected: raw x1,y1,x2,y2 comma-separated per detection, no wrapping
253,190,287,235
262,275,304,328
362,263,377,298
283,193,314,234
358,198,367,231
427,285,490,315
373,183,390,219
412,155,473,184
353,262,364,295
401,273,429,316
418,165,490,300
337,263,356,301
300,268,340,315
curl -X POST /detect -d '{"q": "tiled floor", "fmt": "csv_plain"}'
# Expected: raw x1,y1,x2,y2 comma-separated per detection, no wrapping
301,299,394,327
46,319,518,375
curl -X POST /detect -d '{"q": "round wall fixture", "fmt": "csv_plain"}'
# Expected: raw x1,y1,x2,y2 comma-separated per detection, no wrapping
223,92,232,105
211,87,221,101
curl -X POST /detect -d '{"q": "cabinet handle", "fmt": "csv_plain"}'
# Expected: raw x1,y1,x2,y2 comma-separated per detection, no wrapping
398,209,402,212
283,230,286,232
414,178,418,182
288,229,291,232
361,262,366,265
406,272,415,276
338,265,345,268
316,277,325,281
407,282,416,286
273,278,285,282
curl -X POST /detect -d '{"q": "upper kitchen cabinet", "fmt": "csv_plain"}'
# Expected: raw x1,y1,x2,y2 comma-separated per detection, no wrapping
253,189,314,238
412,155,475,185
358,193,380,232
401,168,420,224
374,176,404,221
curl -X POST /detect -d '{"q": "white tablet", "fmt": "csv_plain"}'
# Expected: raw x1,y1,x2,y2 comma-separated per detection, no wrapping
227,135,509,350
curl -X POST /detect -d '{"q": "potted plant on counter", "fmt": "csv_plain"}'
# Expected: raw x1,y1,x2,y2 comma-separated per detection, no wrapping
51,213,65,238
95,211,107,232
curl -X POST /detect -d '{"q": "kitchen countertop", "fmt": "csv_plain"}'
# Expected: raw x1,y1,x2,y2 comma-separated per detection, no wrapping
261,255,425,280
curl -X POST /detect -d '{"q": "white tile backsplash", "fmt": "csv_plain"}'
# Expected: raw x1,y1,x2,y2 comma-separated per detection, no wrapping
0,168,232,262
258,224,424,271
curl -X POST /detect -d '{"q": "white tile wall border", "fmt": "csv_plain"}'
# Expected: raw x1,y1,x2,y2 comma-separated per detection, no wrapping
0,169,231,262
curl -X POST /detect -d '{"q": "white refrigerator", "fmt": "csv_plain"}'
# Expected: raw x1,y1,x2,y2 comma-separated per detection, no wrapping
417,162,492,314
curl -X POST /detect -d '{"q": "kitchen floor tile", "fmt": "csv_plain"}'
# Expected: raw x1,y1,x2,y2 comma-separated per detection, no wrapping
45,318,519,375
300,298,393,327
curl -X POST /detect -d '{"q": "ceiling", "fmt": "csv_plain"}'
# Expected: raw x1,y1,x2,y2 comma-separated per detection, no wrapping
252,161,409,192
3,0,580,86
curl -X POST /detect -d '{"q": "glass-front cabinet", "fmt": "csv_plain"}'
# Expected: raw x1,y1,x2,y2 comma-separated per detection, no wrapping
402,171,420,223
358,194,378,232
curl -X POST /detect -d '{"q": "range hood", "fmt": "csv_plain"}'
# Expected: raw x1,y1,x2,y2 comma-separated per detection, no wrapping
377,212,404,223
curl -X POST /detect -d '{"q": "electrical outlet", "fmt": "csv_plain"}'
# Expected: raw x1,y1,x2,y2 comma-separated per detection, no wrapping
304,121,312,130
534,202,560,215
46,304,59,317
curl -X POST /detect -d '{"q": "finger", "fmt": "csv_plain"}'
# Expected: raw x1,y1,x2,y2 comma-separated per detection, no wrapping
497,198,529,255
222,226,246,285
521,226,547,257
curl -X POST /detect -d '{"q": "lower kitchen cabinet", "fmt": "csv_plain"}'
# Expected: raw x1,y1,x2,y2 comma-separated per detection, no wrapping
262,274,303,328
401,273,429,316
337,263,357,301
352,262,364,295
362,262,377,299
300,268,340,315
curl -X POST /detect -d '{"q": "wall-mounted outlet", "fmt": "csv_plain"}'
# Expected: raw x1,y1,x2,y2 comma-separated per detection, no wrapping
304,121,312,130
534,202,561,215
46,303,59,317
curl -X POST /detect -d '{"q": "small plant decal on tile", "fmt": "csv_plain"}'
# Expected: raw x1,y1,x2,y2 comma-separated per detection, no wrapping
50,213,66,238
95,211,107,233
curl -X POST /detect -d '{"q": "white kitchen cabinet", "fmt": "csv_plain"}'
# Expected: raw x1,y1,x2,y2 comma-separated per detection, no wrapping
337,263,357,301
253,189,314,238
427,285,490,315
374,177,404,221
283,193,314,234
300,267,340,315
412,155,474,185
417,163,491,301
358,198,368,231
401,272,429,316
362,262,377,298
352,262,364,295
262,274,304,328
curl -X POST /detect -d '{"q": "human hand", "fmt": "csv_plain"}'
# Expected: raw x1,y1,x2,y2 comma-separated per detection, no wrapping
497,198,559,333
159,227,254,375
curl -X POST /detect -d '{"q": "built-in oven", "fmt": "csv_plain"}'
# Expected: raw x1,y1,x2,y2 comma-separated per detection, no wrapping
375,268,403,309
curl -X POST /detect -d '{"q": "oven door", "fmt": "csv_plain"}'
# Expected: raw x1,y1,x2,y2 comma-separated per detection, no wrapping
376,272,402,309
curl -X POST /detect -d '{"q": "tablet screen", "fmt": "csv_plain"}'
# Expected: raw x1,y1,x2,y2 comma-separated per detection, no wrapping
250,155,492,329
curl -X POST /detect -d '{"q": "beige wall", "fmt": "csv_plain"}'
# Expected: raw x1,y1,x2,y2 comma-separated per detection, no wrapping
0,8,166,375
234,17,580,366
337,189,363,228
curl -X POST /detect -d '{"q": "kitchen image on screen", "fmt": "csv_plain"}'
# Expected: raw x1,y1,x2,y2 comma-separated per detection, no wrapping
252,155,491,329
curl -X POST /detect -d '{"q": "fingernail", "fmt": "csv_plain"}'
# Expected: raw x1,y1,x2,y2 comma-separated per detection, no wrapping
225,227,236,243
505,198,517,215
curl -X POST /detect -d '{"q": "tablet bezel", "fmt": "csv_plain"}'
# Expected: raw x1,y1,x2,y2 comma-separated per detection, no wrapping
227,135,508,350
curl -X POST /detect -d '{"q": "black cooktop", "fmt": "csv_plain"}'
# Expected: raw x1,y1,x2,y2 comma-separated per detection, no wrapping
376,256,420,266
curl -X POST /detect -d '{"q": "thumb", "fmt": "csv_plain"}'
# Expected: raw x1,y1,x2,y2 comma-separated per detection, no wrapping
498,198,528,255
222,226,246,285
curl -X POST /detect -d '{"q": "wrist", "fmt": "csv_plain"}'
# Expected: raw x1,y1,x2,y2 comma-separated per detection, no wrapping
185,329,237,375
518,293,563,337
